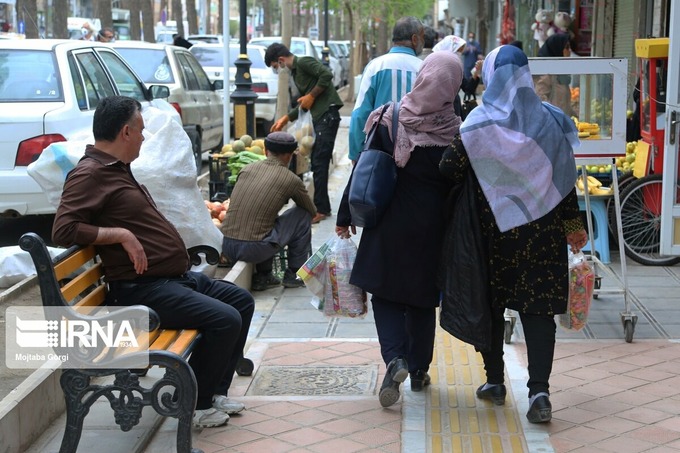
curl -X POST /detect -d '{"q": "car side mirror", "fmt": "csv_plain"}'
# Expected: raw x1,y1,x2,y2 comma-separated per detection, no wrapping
149,85,170,99
212,80,224,91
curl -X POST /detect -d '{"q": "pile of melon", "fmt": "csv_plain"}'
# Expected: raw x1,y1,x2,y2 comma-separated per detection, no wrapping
215,135,265,157
293,124,315,156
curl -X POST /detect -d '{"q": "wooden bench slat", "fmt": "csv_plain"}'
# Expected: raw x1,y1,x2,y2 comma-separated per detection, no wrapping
149,330,181,351
54,246,97,280
60,262,104,303
166,330,200,357
71,284,107,312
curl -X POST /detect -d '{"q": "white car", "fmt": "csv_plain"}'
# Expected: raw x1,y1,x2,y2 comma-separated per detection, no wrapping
112,41,224,173
0,39,168,217
312,41,343,89
187,34,225,45
190,43,277,132
248,36,320,60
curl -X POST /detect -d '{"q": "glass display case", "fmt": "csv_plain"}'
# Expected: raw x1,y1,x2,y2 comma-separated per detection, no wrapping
528,57,628,156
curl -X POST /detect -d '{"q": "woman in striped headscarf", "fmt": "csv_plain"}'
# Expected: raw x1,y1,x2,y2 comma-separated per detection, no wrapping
438,45,587,423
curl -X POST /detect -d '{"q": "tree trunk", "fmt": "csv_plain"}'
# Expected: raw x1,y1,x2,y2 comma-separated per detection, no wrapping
217,0,222,34
345,1,357,102
52,0,69,39
129,0,141,40
262,0,271,36
186,0,198,34
377,5,388,56
205,0,211,34
172,0,184,36
18,0,40,39
141,0,155,42
276,0,293,119
95,0,113,29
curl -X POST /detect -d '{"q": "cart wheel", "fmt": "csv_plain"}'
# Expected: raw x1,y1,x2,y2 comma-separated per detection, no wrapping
624,320,635,343
618,174,680,266
504,320,514,344
236,357,254,376
593,276,601,299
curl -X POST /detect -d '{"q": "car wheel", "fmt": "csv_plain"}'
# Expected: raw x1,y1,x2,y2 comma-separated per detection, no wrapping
186,129,203,176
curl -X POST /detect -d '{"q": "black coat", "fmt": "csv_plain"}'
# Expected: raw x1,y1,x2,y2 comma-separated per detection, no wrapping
338,136,454,307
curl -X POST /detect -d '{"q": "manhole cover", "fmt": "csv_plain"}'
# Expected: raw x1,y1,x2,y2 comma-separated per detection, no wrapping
247,365,379,396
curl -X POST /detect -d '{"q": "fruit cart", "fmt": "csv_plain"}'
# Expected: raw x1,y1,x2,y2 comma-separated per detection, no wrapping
611,38,680,267
501,57,636,342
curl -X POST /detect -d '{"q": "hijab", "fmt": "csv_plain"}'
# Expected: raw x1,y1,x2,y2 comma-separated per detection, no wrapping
433,35,467,54
538,34,571,84
364,52,463,168
461,45,579,232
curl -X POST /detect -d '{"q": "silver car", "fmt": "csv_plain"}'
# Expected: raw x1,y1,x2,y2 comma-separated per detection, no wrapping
112,41,224,173
0,39,167,217
190,43,277,132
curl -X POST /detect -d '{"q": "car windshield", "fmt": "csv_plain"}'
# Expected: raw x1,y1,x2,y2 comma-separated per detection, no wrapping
190,46,266,69
251,39,309,58
114,48,176,84
0,49,62,102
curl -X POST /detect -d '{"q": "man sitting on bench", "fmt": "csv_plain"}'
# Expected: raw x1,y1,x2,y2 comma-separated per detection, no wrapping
52,95,254,429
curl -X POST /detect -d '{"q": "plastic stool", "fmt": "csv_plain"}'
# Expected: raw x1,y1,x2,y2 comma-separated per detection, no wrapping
578,197,611,264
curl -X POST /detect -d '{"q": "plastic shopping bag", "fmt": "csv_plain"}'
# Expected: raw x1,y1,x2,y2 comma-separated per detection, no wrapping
319,237,367,318
559,251,595,331
297,237,335,300
292,109,315,157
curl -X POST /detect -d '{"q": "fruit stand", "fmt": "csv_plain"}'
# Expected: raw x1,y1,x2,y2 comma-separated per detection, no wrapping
526,57,636,341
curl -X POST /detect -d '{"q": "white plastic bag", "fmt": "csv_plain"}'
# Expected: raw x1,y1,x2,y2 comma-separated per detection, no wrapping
291,109,315,157
317,237,367,318
0,246,63,288
297,237,334,300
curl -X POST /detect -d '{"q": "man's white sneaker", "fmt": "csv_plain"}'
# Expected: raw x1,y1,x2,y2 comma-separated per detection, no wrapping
192,408,229,428
212,395,245,414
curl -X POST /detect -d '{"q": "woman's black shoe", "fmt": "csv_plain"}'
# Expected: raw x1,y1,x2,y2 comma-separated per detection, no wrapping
476,383,507,405
410,370,431,392
379,357,408,407
526,394,552,423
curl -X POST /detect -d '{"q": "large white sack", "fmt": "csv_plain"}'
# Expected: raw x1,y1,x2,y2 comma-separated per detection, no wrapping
0,246,63,288
26,102,222,275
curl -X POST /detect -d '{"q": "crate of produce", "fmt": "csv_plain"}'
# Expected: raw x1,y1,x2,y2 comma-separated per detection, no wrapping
209,154,230,183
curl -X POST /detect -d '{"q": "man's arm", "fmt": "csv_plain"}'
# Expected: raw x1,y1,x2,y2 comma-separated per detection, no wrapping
349,82,377,161
290,179,317,217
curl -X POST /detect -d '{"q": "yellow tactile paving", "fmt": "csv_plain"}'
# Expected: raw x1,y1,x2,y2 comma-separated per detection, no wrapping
427,325,529,453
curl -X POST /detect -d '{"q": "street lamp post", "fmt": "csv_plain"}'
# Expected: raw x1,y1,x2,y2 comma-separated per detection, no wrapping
230,0,257,138
321,0,329,67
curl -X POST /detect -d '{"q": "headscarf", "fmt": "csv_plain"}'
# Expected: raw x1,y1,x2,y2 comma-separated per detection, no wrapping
433,35,467,54
364,52,463,167
538,33,570,57
461,45,579,232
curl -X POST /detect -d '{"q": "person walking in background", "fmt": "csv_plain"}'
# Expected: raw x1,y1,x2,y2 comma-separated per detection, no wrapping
266,43,344,225
462,31,483,79
438,45,587,423
96,27,115,42
336,52,463,407
432,35,483,119
52,96,254,429
535,33,574,116
419,26,439,60
349,16,424,162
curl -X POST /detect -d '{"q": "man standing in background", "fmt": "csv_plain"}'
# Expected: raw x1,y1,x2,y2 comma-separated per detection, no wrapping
348,16,424,162
463,31,484,79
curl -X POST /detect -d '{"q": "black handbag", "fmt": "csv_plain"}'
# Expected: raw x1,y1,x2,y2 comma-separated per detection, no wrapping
348,101,400,228
461,93,477,120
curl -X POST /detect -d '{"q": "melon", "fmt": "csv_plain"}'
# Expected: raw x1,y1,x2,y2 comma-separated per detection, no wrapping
232,140,246,152
240,134,253,147
250,145,263,155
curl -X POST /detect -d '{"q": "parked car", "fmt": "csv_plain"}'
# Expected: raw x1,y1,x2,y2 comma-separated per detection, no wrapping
190,43,277,133
248,36,320,60
155,31,175,44
187,34,225,45
328,40,350,84
112,41,224,173
0,39,169,217
312,40,344,88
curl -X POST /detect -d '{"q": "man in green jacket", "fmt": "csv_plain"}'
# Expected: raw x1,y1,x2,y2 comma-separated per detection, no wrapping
265,43,344,224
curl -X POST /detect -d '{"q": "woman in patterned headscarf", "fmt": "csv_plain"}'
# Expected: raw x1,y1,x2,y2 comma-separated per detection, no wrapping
336,51,463,408
439,45,587,424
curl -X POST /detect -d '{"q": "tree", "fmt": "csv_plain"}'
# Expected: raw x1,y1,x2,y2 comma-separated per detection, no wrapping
95,0,113,29
186,0,198,35
141,0,155,42
205,0,211,34
172,0,184,36
52,0,69,38
18,0,39,38
129,0,141,40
